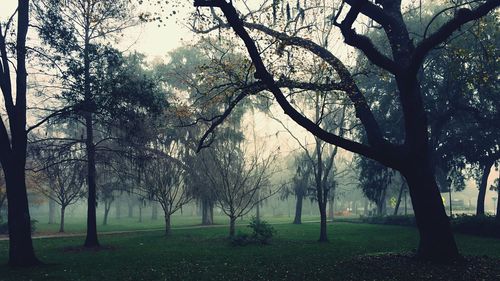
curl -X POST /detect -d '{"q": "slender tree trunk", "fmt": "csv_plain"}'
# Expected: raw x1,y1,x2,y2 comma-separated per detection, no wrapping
403,166,459,261
164,212,171,235
318,201,328,242
328,196,335,222
59,206,65,233
229,216,236,237
293,193,303,224
83,27,99,248
102,202,111,226
256,201,260,221
496,187,500,221
476,161,493,215
48,196,56,224
128,202,134,218
115,200,121,219
138,205,143,223
364,199,369,216
151,202,158,220
394,182,404,216
5,163,40,266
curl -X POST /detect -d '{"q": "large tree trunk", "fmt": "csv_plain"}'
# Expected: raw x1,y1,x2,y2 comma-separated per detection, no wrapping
4,163,39,266
476,161,493,215
201,199,214,225
229,216,236,237
293,193,303,224
59,206,66,233
1,1,39,267
48,196,56,224
318,201,328,242
404,166,459,261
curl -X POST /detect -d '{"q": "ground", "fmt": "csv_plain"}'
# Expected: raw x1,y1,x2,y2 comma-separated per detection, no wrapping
0,220,499,280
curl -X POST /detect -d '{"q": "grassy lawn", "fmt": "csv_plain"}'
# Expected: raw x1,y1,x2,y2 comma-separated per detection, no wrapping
30,214,322,234
1,222,499,280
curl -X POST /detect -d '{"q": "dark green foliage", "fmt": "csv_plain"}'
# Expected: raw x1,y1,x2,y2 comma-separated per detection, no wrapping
230,217,276,246
0,220,37,235
451,215,500,238
248,217,276,244
360,215,416,227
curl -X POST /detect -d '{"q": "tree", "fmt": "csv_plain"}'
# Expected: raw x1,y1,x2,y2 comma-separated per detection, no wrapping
144,152,192,235
192,0,500,261
0,166,7,221
33,0,136,248
0,0,41,266
200,132,277,237
38,160,86,232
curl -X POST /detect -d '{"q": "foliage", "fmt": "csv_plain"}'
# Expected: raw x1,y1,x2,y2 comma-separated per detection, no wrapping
360,215,416,227
248,216,277,244
451,215,500,238
0,220,38,235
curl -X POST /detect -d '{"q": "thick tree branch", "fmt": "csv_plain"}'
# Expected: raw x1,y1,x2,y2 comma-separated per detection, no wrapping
194,0,401,166
337,2,401,75
410,0,500,75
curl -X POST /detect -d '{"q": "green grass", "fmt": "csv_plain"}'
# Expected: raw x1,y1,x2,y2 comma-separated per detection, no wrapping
1,222,499,280
31,214,321,234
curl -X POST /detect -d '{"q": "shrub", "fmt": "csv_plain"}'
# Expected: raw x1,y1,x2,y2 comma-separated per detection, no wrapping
0,220,38,235
360,215,416,227
230,217,277,246
451,215,500,238
248,216,276,244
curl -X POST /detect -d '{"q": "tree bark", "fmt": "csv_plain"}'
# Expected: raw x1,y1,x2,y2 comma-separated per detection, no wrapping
229,216,236,237
403,166,459,261
83,25,99,248
48,196,56,224
164,213,171,235
5,163,40,266
128,203,134,218
476,161,493,215
293,193,303,224
115,200,121,219
394,182,404,216
318,201,328,242
151,202,158,220
328,197,335,222
103,202,111,226
59,206,65,233
0,1,39,266
201,199,214,225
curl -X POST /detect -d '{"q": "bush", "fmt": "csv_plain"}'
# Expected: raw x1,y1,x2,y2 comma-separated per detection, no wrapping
248,216,276,244
360,215,416,227
230,217,277,246
0,220,38,235
451,215,500,238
